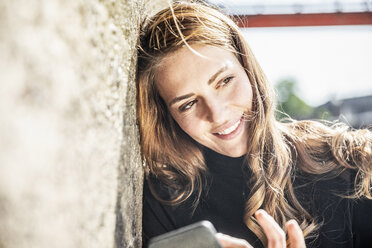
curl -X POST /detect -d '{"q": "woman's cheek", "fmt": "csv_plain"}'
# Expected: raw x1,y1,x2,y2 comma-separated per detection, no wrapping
175,114,203,139
234,80,253,108
178,117,197,135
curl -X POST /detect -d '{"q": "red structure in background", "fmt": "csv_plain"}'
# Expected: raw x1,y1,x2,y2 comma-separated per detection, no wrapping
234,12,372,28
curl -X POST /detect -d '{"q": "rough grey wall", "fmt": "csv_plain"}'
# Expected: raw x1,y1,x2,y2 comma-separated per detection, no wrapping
0,0,167,248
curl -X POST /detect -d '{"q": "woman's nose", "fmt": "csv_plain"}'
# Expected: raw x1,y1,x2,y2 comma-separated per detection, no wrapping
204,97,227,123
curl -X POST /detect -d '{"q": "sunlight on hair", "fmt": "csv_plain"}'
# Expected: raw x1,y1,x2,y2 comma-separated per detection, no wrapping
167,0,209,59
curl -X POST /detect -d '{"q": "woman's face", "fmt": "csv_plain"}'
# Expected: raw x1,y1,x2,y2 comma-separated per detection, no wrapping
155,45,253,157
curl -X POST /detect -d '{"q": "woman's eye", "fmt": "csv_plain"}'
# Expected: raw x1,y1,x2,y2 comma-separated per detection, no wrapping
219,76,234,87
179,100,197,112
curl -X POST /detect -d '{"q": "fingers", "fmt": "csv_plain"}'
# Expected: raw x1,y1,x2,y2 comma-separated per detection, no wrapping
286,220,306,248
215,233,253,248
255,209,286,248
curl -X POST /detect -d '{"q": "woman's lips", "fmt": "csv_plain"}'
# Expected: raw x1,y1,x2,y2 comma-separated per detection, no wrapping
216,119,241,135
213,117,244,140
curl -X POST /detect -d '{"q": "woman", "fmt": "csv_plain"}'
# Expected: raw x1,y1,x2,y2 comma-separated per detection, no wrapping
136,1,372,247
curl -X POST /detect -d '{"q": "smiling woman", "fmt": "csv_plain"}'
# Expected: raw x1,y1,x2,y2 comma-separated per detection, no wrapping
136,1,372,248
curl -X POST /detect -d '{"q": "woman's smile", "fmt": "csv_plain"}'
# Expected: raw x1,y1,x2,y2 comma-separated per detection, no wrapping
212,115,244,139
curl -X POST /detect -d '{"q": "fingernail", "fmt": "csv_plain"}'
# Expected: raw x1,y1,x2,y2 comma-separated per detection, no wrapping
286,222,293,229
286,219,297,229
255,209,266,218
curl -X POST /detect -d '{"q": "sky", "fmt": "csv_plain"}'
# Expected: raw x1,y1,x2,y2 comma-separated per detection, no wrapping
207,0,372,106
242,25,372,106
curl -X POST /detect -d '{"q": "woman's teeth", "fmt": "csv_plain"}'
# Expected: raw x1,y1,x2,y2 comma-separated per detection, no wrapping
217,120,240,135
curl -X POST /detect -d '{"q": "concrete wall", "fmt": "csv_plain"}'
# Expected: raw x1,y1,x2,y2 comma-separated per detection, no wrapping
0,0,167,247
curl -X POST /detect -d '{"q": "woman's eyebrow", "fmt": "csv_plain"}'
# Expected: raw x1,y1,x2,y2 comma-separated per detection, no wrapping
207,64,228,85
168,64,229,107
169,93,194,107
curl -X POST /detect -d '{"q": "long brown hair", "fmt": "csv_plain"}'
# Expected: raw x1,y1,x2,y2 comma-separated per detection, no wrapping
136,1,372,246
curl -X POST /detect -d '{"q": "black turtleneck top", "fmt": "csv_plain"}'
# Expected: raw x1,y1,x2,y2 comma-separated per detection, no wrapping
142,148,372,248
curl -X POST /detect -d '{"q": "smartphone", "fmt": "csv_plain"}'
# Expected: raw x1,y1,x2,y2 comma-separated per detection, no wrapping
148,220,222,248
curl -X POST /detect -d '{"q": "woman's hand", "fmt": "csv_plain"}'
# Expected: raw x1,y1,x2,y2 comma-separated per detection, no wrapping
215,209,306,248
255,209,305,248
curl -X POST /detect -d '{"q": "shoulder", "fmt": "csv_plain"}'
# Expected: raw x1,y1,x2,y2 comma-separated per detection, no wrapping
352,197,372,247
293,170,352,246
143,176,174,200
142,178,178,247
293,169,372,247
143,177,175,216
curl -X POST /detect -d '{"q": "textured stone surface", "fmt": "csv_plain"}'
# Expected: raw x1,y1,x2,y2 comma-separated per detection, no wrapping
0,0,167,247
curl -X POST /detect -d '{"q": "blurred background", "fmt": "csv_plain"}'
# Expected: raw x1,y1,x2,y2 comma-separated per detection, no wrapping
208,0,372,128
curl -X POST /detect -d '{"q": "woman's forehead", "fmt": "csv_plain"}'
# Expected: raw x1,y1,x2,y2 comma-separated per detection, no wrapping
155,45,240,101
158,45,236,76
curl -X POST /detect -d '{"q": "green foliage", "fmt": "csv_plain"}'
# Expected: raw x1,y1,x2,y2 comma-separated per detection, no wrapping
275,78,314,121
314,107,332,120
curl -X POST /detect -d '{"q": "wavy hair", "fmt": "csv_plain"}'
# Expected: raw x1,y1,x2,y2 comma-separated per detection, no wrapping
136,1,372,246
